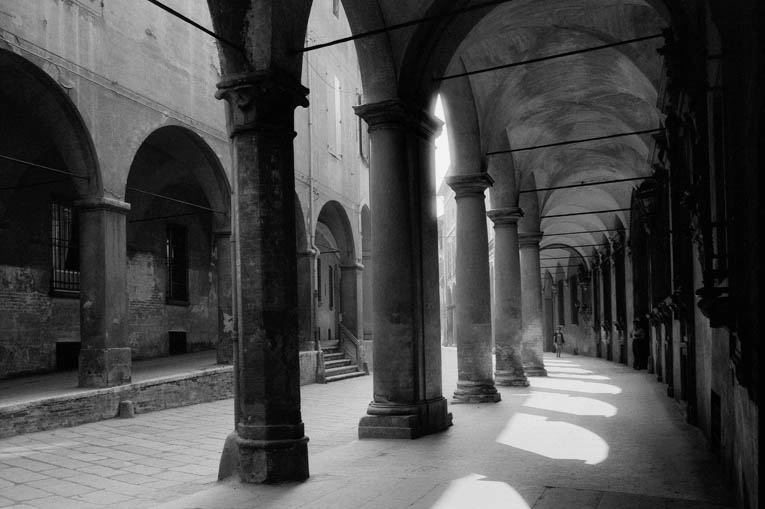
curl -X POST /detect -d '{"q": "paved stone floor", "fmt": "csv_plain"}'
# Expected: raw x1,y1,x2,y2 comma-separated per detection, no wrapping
0,349,732,508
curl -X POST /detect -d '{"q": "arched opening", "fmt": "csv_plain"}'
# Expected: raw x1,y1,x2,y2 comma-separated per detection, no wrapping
0,48,100,378
315,201,359,350
124,125,230,360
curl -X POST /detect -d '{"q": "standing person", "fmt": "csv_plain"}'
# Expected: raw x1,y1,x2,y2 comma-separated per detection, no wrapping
553,326,565,358
631,320,646,369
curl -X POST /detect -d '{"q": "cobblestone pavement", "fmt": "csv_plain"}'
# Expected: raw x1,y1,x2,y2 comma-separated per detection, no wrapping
0,350,732,508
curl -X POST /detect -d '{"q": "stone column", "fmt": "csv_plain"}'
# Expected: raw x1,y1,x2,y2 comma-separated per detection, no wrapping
519,232,547,376
446,174,500,402
562,279,572,327
487,207,528,386
355,99,451,438
76,197,131,388
542,278,554,352
216,71,309,483
609,249,620,362
215,230,234,364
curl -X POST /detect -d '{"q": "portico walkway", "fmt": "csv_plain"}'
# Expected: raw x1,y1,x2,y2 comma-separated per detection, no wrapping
0,349,731,508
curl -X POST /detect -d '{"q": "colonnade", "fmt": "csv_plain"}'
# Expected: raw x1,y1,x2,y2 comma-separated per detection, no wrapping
214,70,547,481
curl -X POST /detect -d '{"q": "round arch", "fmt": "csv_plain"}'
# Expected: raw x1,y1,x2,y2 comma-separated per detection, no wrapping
0,48,102,210
124,125,231,360
0,48,102,378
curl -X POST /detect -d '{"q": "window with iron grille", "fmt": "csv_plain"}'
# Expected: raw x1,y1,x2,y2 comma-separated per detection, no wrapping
166,225,188,303
51,200,80,293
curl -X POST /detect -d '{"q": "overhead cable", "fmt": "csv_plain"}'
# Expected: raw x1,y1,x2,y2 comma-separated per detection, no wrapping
144,0,245,53
1,153,225,214
438,32,665,81
540,207,630,219
518,176,649,194
487,128,664,156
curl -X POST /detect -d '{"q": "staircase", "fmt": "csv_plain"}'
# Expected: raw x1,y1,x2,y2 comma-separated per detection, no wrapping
321,341,366,383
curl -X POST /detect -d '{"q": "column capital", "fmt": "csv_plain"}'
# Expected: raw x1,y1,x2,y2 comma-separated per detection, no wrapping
445,173,494,198
354,99,442,139
216,70,309,136
518,231,543,247
75,196,131,214
487,207,523,225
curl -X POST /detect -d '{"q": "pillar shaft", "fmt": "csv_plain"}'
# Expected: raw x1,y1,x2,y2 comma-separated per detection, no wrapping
519,232,547,376
488,208,528,386
76,197,131,388
216,70,309,483
355,99,451,438
447,174,500,402
215,231,234,364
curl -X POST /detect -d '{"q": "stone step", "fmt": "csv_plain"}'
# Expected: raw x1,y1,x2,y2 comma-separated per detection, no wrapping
326,370,367,383
325,364,360,377
323,351,345,361
325,358,351,369
321,340,340,350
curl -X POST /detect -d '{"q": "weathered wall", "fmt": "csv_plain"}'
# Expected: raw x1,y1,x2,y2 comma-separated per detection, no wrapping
0,366,233,438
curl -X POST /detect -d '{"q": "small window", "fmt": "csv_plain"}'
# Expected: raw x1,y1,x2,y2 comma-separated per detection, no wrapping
166,225,188,303
51,200,80,294
332,0,340,18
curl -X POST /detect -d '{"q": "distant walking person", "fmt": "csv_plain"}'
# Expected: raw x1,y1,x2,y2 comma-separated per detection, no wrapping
553,326,565,358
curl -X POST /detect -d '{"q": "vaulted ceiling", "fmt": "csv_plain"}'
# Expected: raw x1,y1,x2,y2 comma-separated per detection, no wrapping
367,0,668,274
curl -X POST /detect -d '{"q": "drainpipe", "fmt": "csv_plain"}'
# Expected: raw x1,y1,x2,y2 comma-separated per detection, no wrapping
305,54,325,383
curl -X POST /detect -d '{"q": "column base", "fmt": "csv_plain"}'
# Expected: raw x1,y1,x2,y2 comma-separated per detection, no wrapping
452,381,501,403
495,370,529,387
358,397,452,439
78,347,131,388
223,424,309,484
524,365,548,377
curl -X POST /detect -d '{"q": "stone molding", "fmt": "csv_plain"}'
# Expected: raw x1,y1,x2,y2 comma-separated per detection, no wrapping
518,231,543,247
215,70,309,136
487,207,523,225
353,99,443,139
445,173,494,198
75,196,131,215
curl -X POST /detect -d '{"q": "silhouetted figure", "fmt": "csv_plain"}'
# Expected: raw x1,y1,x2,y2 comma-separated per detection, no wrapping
553,326,565,358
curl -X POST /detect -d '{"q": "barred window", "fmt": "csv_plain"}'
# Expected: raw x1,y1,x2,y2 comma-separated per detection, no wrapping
166,225,188,303
51,200,79,293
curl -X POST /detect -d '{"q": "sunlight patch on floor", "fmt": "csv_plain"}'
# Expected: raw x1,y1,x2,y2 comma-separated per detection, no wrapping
496,413,609,465
529,377,622,394
548,373,611,381
544,366,594,374
523,391,617,417
432,473,530,509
